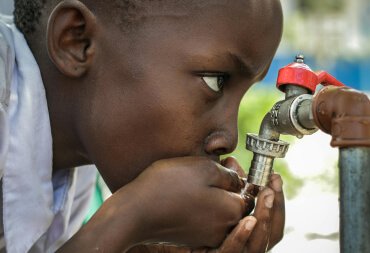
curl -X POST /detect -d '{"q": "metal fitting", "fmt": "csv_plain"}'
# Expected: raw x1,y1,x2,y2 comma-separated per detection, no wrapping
267,92,318,138
294,54,305,63
290,94,318,136
246,134,289,158
246,134,289,186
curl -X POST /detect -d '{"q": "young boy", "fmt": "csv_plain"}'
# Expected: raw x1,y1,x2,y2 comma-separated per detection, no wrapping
0,0,285,252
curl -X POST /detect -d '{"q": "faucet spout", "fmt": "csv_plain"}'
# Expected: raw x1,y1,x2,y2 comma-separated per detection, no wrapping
258,112,280,141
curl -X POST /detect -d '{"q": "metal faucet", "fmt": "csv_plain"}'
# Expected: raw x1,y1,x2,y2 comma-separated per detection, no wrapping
245,55,370,252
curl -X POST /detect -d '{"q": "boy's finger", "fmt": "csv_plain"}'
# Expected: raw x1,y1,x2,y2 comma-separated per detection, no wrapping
221,157,247,177
246,188,274,253
212,216,257,253
267,173,285,250
210,163,245,193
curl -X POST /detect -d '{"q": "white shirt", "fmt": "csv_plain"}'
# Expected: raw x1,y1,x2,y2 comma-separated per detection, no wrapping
0,15,96,253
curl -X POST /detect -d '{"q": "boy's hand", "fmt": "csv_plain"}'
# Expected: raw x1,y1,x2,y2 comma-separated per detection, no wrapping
58,156,284,253
127,215,257,253
128,157,285,253
124,156,247,248
58,156,246,252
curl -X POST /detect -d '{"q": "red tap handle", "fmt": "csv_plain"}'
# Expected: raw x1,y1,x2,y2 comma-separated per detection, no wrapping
316,71,346,88
276,56,346,93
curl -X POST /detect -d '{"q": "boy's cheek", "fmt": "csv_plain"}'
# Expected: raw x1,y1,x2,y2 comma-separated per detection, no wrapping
85,109,211,191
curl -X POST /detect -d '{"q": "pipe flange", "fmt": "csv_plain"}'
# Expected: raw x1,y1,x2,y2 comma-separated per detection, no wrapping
290,94,318,135
246,133,289,158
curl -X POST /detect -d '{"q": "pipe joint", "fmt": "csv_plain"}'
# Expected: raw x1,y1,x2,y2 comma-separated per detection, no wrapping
312,86,370,147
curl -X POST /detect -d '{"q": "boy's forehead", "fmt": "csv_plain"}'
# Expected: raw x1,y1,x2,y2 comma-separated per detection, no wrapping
125,0,282,67
93,0,281,32
134,0,279,20
95,0,282,82
123,0,281,39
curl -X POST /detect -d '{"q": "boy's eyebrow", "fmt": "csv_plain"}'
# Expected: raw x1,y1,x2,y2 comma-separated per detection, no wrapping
227,52,258,77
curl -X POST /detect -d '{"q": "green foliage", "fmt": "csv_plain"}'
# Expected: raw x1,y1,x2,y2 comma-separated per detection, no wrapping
297,0,345,14
227,84,304,199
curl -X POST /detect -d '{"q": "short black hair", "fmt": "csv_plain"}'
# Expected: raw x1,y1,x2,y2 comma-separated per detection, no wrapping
13,0,162,35
14,0,47,34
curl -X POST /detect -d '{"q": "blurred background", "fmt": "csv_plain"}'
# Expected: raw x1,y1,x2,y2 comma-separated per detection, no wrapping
1,0,369,252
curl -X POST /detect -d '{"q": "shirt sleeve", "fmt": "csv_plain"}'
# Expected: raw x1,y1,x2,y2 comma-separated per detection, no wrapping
0,31,11,180
0,104,8,179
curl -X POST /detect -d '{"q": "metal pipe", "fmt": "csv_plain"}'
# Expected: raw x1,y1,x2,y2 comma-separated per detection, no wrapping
339,147,370,253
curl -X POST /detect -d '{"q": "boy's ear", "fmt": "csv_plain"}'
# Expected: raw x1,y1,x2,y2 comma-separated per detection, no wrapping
46,1,97,77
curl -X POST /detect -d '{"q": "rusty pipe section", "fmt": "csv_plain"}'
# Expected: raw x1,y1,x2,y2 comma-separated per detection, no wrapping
311,86,370,253
312,86,370,147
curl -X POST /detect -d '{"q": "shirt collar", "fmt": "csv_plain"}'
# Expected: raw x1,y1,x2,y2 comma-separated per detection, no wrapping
2,17,55,253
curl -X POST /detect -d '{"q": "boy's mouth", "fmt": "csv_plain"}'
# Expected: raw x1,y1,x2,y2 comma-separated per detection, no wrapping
209,154,221,164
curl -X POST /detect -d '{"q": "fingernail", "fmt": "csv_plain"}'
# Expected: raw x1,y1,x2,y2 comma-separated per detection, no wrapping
245,217,257,230
272,180,283,193
239,176,246,189
222,157,237,170
271,175,283,192
265,194,274,208
220,158,228,166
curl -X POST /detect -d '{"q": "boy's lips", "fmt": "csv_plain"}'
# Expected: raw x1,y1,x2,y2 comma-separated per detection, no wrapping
209,155,221,163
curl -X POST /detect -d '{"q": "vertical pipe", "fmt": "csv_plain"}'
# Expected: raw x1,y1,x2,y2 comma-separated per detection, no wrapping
339,147,370,253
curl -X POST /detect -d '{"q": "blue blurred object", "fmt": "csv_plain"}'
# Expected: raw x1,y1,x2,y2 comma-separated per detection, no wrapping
264,55,370,91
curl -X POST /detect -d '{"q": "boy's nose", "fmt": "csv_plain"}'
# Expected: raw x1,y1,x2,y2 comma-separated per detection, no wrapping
204,130,238,157
204,99,240,158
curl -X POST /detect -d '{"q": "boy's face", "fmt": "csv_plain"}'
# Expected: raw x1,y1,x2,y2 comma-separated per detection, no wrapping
77,0,282,191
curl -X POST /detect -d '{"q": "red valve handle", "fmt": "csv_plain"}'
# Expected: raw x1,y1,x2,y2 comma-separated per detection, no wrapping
276,55,346,93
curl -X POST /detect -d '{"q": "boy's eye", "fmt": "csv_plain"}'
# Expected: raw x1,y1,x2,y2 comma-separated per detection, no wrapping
201,75,227,92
